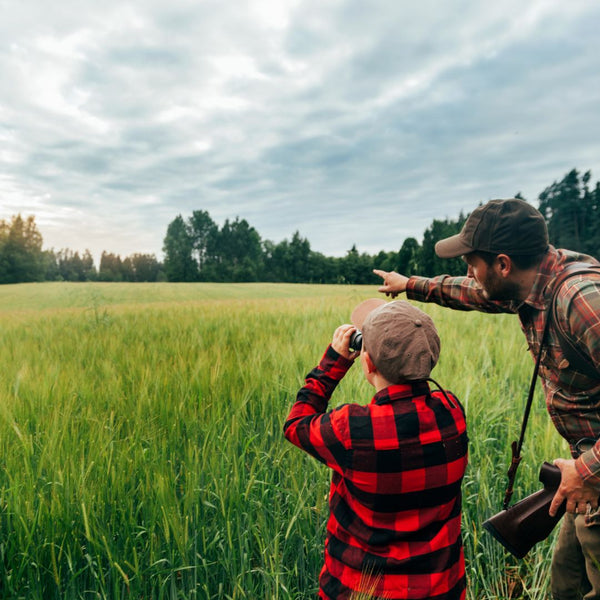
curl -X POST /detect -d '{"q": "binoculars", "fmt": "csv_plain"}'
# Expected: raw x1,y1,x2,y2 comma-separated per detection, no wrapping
349,330,363,352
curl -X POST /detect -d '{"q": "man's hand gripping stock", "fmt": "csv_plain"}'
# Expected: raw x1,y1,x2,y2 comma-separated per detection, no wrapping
551,459,600,518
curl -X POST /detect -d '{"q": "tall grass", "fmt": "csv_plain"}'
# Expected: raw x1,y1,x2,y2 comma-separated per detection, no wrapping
0,283,568,598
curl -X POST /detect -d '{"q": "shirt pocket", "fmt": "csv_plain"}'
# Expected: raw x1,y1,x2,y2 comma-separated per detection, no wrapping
539,336,599,397
531,337,569,384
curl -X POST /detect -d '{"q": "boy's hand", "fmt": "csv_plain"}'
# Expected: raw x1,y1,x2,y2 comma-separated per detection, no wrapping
332,324,359,361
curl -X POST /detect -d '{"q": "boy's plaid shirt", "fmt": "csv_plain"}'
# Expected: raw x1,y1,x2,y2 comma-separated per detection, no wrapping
407,245,600,485
284,346,468,600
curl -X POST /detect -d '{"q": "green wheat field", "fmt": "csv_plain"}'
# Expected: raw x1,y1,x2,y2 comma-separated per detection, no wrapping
0,282,568,599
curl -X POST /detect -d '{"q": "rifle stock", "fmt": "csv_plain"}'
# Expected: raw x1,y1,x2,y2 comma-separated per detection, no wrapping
483,462,566,558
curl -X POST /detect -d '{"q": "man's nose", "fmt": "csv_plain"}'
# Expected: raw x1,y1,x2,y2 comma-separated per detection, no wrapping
466,265,474,278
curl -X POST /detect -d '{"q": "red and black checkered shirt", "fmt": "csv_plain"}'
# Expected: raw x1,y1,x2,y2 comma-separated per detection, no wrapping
406,245,600,486
284,346,468,600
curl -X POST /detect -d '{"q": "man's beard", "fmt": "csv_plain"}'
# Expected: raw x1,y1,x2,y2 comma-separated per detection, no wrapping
480,272,521,302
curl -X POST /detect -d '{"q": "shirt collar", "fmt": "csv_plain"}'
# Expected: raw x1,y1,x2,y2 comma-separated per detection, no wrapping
371,380,431,404
519,245,599,312
520,245,560,311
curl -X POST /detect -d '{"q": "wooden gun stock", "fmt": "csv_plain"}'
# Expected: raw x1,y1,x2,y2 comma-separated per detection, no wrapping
483,462,566,558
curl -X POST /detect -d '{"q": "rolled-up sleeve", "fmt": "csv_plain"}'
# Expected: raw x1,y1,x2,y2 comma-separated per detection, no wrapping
407,274,511,313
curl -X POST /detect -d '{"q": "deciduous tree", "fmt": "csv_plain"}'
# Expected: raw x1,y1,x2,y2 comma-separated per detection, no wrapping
162,215,197,282
0,214,45,283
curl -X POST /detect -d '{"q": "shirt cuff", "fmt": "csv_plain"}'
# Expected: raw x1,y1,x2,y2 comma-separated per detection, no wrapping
575,447,600,487
319,344,354,380
405,275,430,301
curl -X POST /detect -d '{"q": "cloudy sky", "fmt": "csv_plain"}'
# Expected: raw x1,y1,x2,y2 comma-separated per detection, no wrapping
2,0,600,264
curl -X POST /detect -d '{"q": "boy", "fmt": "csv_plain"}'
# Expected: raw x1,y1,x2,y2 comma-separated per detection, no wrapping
283,299,468,599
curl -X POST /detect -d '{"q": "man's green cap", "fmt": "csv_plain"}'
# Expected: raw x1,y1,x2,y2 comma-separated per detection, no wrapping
435,198,549,259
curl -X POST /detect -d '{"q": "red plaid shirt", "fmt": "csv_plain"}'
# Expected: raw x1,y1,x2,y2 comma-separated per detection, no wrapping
284,346,468,600
406,245,600,485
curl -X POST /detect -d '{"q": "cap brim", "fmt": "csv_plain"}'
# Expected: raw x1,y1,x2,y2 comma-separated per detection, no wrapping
435,234,473,259
351,298,386,329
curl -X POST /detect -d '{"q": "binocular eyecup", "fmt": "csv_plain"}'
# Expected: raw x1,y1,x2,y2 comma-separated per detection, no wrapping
349,330,362,352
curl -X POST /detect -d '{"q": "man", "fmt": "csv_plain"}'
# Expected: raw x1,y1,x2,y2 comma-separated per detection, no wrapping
374,198,600,600
284,300,468,599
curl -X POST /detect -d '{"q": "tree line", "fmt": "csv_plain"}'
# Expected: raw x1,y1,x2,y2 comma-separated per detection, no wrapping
0,217,163,284
2,168,599,285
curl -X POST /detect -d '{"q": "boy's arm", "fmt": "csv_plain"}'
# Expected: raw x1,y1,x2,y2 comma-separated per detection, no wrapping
283,327,355,468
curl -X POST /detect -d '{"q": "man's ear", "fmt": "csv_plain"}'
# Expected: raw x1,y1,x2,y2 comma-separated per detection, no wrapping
496,253,513,278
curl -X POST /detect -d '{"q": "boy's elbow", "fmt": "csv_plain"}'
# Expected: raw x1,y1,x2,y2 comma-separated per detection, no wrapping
282,416,301,443
282,419,293,439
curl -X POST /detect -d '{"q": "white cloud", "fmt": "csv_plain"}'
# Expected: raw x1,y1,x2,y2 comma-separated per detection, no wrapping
1,0,600,262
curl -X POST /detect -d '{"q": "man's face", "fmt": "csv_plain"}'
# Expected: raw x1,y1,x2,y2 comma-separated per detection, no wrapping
463,253,519,301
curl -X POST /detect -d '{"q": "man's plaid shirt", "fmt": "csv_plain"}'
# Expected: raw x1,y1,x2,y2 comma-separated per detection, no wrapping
284,346,468,600
406,245,600,486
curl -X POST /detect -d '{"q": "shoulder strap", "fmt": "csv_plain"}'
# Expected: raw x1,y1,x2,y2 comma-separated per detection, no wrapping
503,308,552,509
551,262,600,379
427,377,457,408
502,261,600,509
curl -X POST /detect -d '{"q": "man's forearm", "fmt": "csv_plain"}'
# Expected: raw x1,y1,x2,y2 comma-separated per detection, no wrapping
407,274,511,314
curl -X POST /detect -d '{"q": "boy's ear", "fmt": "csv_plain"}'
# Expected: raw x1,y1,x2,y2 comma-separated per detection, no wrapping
363,351,377,374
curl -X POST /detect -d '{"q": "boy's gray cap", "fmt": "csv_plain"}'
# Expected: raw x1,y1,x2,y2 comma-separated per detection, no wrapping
435,198,549,259
352,299,440,383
